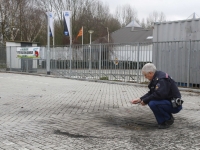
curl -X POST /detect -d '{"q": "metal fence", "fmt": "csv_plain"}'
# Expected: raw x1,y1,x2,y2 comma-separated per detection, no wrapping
49,43,152,83
3,41,200,88
153,40,200,88
0,44,6,71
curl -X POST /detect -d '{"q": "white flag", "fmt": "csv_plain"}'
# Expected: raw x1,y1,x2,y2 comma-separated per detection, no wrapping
63,11,71,36
49,12,54,37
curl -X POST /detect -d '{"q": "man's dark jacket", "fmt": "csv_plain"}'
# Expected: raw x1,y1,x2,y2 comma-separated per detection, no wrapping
140,71,181,104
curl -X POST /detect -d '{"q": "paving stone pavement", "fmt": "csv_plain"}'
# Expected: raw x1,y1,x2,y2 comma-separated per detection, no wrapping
0,72,200,150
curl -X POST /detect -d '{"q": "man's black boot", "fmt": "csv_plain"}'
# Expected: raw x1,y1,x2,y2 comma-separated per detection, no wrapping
166,114,174,125
158,122,170,129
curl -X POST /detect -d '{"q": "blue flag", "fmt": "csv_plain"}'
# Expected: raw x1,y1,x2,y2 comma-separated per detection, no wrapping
63,11,71,36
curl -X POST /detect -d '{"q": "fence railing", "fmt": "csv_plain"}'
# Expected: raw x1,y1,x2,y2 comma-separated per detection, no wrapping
0,45,6,71
153,40,200,88
2,41,200,88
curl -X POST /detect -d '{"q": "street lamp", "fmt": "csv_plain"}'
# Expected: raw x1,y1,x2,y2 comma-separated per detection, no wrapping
88,30,94,71
88,30,94,44
106,27,109,43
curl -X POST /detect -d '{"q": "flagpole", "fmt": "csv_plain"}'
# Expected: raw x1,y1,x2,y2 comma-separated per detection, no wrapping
82,26,83,45
81,26,83,77
70,1,72,76
53,12,55,70
53,14,55,46
47,11,50,75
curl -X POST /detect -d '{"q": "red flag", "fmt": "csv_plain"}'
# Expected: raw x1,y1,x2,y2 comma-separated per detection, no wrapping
76,27,83,39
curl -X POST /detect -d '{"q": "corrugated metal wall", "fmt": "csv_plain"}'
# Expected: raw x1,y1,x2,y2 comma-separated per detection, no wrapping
153,18,200,87
153,18,200,42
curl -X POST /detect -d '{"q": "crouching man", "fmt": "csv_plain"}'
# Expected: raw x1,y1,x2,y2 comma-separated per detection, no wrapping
130,63,183,129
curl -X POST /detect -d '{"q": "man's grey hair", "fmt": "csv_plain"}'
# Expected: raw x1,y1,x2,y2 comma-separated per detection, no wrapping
142,63,157,73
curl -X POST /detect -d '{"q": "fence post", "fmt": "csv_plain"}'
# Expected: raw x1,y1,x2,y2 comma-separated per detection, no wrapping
46,12,50,75
136,43,140,83
10,47,12,71
187,40,191,87
26,59,28,73
89,44,91,71
70,45,72,76
99,44,101,77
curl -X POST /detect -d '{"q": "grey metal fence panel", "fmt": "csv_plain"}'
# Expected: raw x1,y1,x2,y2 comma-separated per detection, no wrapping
42,43,153,83
190,41,200,88
153,40,200,88
0,45,6,71
3,41,200,88
153,19,200,42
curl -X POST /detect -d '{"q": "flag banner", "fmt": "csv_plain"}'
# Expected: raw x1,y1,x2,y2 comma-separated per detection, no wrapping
76,27,83,38
49,12,54,37
63,11,71,36
16,47,40,58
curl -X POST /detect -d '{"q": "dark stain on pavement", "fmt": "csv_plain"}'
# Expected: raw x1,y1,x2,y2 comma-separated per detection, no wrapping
99,114,156,130
183,108,200,111
54,130,97,138
3,103,10,105
53,130,121,140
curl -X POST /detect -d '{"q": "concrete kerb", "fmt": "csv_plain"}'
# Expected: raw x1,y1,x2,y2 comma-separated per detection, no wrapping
2,70,200,93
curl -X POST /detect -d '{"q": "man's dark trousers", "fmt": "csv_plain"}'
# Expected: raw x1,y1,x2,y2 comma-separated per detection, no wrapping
148,100,182,124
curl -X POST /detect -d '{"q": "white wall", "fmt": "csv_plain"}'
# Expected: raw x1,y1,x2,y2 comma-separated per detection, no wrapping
6,42,38,70
6,42,21,47
111,44,152,62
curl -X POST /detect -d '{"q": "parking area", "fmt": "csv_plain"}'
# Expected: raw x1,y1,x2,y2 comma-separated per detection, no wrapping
0,72,200,150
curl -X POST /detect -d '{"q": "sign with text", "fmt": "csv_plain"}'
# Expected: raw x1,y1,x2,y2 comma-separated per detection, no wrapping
17,47,40,58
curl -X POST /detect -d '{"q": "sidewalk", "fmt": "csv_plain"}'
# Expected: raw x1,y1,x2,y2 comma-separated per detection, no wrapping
0,72,200,150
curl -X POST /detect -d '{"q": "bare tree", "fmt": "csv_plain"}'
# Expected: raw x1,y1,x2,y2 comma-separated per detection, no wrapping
145,11,166,28
140,18,146,28
0,0,9,43
19,0,46,42
79,1,121,44
36,0,94,45
0,0,47,43
26,0,121,45
114,4,139,27
0,0,121,45
0,0,20,42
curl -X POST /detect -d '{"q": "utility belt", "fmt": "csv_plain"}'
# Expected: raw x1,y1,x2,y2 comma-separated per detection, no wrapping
171,98,184,108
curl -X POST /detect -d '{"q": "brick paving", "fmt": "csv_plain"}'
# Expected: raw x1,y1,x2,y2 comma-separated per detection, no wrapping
0,72,200,150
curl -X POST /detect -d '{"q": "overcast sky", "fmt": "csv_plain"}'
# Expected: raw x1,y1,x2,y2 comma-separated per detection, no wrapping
101,0,200,21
